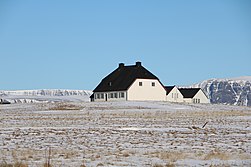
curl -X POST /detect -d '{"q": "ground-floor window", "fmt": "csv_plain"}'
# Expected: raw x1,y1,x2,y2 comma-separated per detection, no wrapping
107,92,126,99
193,98,200,103
119,92,125,98
95,93,104,99
108,92,118,99
172,93,179,99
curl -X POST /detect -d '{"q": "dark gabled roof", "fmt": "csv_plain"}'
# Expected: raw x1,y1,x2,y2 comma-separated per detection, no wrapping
164,86,175,95
93,62,159,92
178,88,200,98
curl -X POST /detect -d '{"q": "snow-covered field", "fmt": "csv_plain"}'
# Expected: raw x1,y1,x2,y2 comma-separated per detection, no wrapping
0,101,251,166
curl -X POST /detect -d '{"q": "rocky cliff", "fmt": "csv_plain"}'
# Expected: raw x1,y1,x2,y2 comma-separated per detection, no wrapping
192,77,251,106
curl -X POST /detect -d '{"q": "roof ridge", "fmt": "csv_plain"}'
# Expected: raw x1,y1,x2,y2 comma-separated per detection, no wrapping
93,62,160,92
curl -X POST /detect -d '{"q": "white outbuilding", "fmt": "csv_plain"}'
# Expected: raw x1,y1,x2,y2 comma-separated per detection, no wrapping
178,88,210,104
165,86,184,103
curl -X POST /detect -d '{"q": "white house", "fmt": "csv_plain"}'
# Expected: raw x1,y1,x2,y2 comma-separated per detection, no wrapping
179,88,210,104
91,62,167,102
165,86,184,103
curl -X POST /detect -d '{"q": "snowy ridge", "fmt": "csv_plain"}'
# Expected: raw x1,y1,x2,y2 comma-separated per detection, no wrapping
191,76,251,106
229,76,251,82
0,89,93,103
0,89,92,96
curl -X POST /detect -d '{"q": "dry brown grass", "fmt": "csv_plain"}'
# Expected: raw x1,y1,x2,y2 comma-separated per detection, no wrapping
43,164,52,167
0,162,28,167
157,151,186,162
152,163,175,167
204,150,230,160
48,103,82,110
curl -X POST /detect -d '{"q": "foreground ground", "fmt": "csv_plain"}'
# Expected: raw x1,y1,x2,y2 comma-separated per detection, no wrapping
0,101,251,167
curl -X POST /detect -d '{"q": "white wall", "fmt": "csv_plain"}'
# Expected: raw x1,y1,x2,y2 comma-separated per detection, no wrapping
166,87,184,103
183,98,193,103
127,79,166,101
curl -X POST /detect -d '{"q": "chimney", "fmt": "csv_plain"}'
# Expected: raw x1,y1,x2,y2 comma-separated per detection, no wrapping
119,63,124,68
136,61,141,66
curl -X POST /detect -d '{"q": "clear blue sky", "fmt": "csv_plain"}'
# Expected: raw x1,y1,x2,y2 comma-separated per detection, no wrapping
0,0,251,90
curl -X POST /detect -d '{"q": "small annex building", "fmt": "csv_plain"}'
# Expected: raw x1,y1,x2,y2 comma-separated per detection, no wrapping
179,88,209,104
165,86,184,103
91,62,167,102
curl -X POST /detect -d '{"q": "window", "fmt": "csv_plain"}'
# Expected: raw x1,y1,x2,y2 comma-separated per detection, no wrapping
152,82,155,87
120,92,125,98
110,93,114,98
177,93,178,98
114,93,118,98
95,93,104,99
139,82,143,86
198,99,200,103
172,93,173,98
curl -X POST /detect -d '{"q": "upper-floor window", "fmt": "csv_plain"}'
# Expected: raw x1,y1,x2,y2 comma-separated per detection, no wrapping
152,82,155,87
139,82,143,86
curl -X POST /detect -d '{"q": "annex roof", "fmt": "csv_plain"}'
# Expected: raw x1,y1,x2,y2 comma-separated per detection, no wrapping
179,88,201,98
164,86,175,95
93,62,159,92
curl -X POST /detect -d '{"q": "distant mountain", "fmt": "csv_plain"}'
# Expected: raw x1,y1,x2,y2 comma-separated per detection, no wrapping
0,89,92,103
192,76,251,106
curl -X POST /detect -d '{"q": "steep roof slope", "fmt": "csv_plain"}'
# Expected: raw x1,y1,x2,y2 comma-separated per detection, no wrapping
93,62,159,92
179,88,200,98
164,86,175,95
